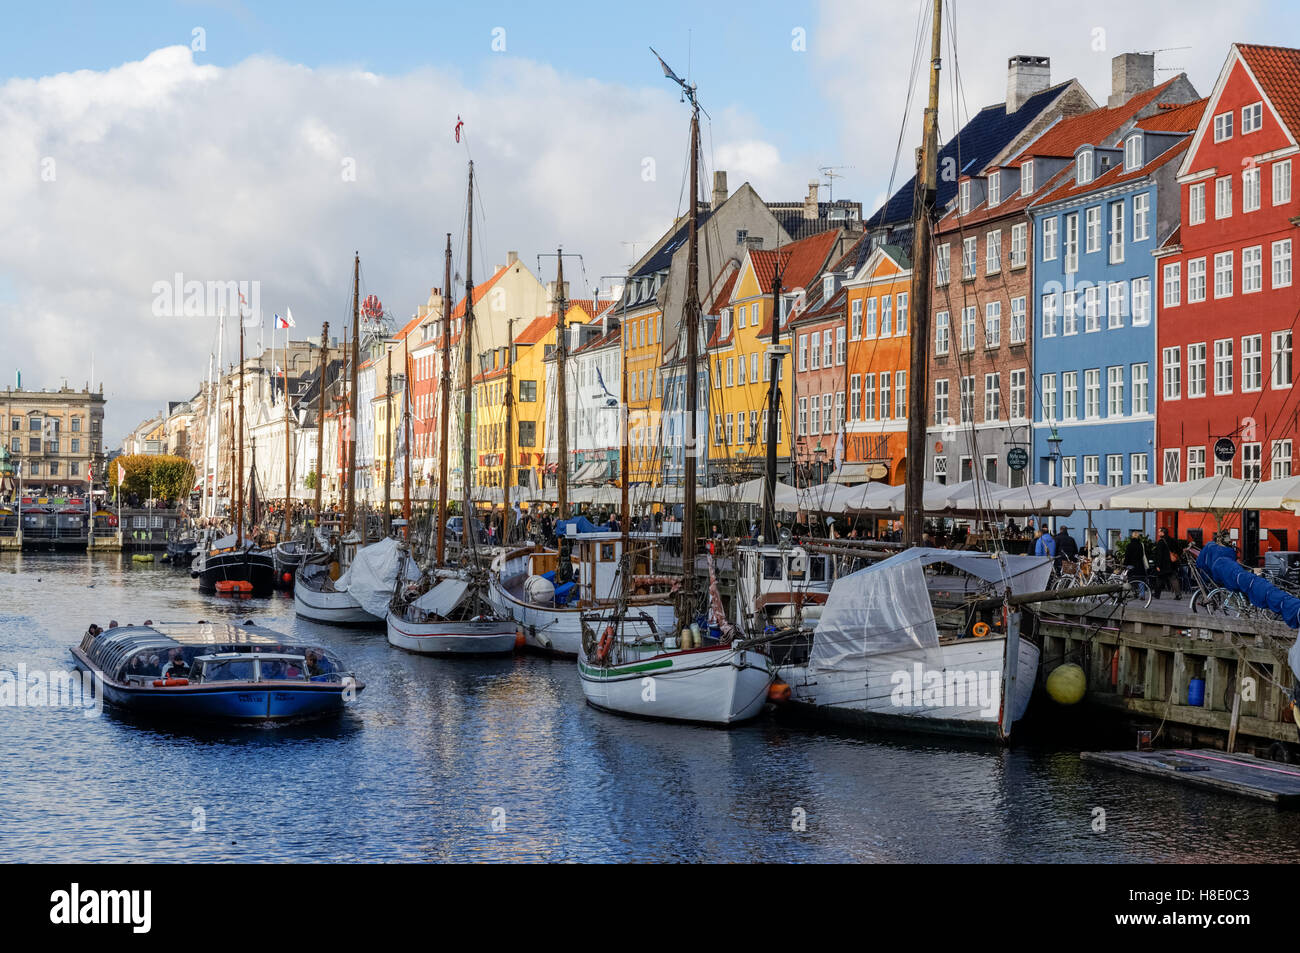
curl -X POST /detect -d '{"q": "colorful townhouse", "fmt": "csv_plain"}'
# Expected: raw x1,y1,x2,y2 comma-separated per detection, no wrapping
510,314,555,493
1154,43,1300,555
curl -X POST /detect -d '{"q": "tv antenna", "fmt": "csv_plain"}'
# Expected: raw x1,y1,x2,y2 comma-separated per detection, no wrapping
819,165,854,203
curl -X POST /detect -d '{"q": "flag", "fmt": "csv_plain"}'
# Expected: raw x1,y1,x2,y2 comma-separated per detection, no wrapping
275,310,295,329
454,116,463,142
116,462,125,486
833,429,845,471
650,47,683,85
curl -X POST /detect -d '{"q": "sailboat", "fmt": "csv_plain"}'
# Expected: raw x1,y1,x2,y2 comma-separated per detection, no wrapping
387,165,518,655
574,53,773,724
193,309,276,596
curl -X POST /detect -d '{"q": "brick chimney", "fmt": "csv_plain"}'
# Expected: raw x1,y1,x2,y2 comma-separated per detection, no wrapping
1007,55,1051,112
1109,52,1154,108
711,170,729,209
803,180,820,220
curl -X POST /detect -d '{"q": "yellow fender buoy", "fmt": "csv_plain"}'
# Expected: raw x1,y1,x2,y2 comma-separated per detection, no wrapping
1046,663,1087,705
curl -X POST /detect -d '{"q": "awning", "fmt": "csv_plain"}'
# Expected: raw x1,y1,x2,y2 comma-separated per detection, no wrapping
829,462,888,484
412,577,471,617
573,461,609,484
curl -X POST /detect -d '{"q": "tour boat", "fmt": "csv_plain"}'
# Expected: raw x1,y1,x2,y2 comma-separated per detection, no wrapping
71,621,363,723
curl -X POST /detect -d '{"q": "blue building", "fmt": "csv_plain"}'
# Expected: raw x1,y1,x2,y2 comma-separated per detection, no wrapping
1031,111,1201,548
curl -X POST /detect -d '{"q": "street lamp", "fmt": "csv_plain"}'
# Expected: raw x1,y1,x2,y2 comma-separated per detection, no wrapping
1046,427,1064,486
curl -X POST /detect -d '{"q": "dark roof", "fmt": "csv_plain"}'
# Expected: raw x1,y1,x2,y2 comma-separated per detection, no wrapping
866,81,1075,229
766,200,864,241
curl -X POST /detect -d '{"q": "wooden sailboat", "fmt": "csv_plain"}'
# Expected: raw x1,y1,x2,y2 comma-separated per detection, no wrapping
575,52,772,724
386,162,518,655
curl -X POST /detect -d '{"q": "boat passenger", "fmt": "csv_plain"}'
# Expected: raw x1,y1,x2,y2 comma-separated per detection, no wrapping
107,620,119,630
161,651,188,679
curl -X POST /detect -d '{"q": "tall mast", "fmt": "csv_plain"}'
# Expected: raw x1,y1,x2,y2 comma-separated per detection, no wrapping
347,251,360,535
620,294,629,554
763,249,784,541
903,0,942,548
403,335,412,534
436,234,452,565
283,324,291,539
339,321,348,513
315,322,329,524
682,99,701,618
462,162,476,555
212,309,225,521
237,320,245,546
384,348,393,537
504,318,515,544
554,251,569,520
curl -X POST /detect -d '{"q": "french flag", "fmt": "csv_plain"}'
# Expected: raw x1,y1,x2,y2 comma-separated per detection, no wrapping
274,308,295,329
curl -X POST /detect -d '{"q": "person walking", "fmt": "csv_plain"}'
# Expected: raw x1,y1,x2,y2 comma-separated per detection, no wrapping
1154,527,1181,599
1034,526,1057,560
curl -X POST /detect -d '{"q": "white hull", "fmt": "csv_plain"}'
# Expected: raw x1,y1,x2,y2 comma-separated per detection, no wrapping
293,583,381,625
579,644,773,725
777,636,1040,741
385,613,519,655
487,574,674,657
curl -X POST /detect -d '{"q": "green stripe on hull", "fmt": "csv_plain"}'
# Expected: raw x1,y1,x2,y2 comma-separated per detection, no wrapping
579,658,674,678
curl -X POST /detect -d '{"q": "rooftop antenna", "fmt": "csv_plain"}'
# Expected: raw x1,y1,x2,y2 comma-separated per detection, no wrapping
819,165,855,203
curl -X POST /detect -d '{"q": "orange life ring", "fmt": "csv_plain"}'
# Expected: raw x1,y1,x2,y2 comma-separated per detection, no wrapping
152,678,189,687
972,622,990,638
595,625,614,664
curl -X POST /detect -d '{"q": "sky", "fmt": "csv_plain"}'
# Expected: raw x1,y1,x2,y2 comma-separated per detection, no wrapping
0,0,1293,444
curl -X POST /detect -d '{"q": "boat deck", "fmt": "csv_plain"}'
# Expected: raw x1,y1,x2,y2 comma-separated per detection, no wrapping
1081,748,1300,805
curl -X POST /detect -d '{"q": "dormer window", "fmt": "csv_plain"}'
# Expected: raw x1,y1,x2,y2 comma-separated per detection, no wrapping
988,171,1001,206
823,275,835,299
1021,160,1034,196
959,180,971,215
1077,150,1094,185
1124,134,1143,172
719,308,731,338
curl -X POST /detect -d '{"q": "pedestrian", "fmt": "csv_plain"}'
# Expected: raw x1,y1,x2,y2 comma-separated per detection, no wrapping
1154,527,1181,599
1034,525,1057,559
1124,529,1150,589
1053,524,1079,572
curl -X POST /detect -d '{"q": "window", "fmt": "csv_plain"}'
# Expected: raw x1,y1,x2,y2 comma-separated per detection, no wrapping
1189,183,1206,225
1214,111,1233,142
1107,366,1124,417
1188,447,1206,481
1083,455,1100,484
984,373,1000,421
1274,239,1293,288
850,375,861,419
1109,202,1125,263
1273,440,1293,480
933,379,949,426
962,237,977,279
986,230,1002,274
1214,338,1234,394
1084,286,1100,332
850,298,862,339
751,353,759,382
959,180,971,215
866,298,877,336
1244,167,1261,212
1107,455,1124,487
29,417,40,431
895,372,906,419
880,297,892,337
725,413,734,444
738,305,748,329
879,374,890,420
1041,374,1057,422
822,394,832,434
935,311,950,355
1163,347,1181,400
959,375,975,424
1011,223,1026,267
1041,293,1057,337
823,329,834,366
1010,369,1026,420
836,326,846,365
1063,371,1079,420
988,171,1000,206
1108,281,1126,328
1188,257,1207,302
934,455,948,483
960,306,976,352
1022,161,1035,195
935,244,950,285
1121,133,1142,170
1214,251,1234,298
1084,368,1101,419
798,334,807,371
1042,217,1058,261
1243,245,1263,293
713,358,723,389
70,417,80,433
737,354,746,385
1243,442,1262,481
1215,175,1232,219
1133,193,1149,241
1062,456,1077,487
1243,102,1263,134
836,391,846,431
1131,453,1149,484
1085,206,1101,254
1131,363,1149,414
1064,213,1079,272
796,399,806,435
1215,458,1233,478
70,438,79,453
810,332,820,369
1163,449,1181,482
896,293,909,334
1274,160,1292,205
1188,342,1207,398
864,374,876,419
736,413,746,444
1063,290,1078,336
1274,330,1292,389
1164,262,1181,307
726,357,735,386
985,301,1001,348
1077,150,1094,185
1243,334,1263,391
1010,297,1026,344
518,420,536,447
1131,278,1151,326
519,380,537,402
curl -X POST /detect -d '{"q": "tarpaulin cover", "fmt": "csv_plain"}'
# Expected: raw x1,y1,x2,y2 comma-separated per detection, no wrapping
335,538,420,617
556,516,601,536
1197,542,1300,629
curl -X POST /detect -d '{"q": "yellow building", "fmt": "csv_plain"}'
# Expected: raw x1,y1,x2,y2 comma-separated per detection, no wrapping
511,314,555,492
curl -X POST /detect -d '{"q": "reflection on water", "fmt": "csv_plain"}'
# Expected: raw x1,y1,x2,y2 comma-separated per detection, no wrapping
1,550,1298,862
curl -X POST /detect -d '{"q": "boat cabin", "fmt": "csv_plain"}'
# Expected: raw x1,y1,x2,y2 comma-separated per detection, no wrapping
498,528,661,608
735,544,836,633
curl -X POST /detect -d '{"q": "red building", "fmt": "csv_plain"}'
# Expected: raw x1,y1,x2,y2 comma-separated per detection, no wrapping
1155,44,1300,552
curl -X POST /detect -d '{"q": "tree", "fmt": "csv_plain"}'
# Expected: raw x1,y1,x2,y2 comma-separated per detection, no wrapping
303,470,318,490
150,456,196,504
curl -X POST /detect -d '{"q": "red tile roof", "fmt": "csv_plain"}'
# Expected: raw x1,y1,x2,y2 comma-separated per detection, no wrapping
514,315,555,345
450,265,509,319
749,230,843,335
1038,137,1192,204
471,366,508,384
1138,98,1208,133
1238,44,1300,137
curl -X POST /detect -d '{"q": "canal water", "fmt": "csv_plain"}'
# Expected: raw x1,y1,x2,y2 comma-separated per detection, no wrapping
3,549,1300,863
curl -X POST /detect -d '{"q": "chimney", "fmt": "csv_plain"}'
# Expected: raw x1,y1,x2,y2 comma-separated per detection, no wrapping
711,170,729,209
506,250,518,266
1006,55,1051,113
803,180,820,220
1109,52,1155,108
546,280,570,309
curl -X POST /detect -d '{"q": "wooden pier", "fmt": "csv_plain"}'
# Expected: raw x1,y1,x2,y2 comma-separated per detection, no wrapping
1082,748,1300,805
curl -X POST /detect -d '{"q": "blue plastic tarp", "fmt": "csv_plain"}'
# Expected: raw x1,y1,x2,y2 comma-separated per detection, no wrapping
1196,542,1300,628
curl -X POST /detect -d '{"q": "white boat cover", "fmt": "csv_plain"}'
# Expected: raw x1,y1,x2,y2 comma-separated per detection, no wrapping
335,538,420,617
412,577,471,617
808,548,1052,673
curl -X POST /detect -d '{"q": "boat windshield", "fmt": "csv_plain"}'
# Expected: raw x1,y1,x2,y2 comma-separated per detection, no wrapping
201,658,256,682
258,656,309,680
